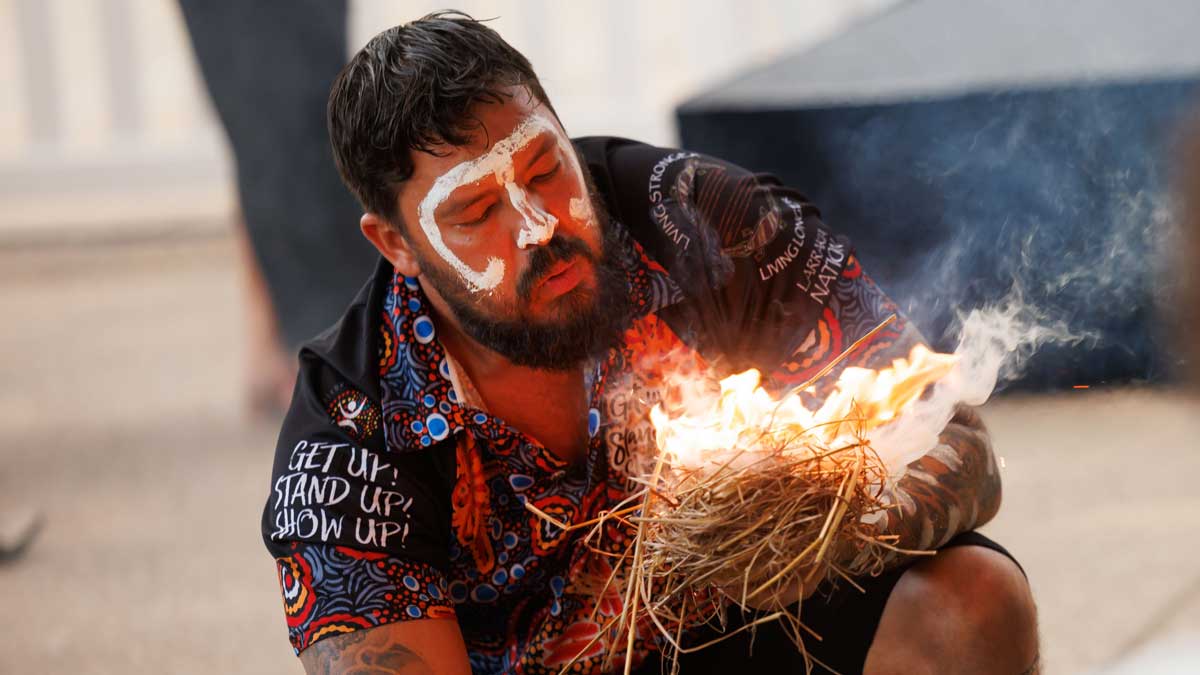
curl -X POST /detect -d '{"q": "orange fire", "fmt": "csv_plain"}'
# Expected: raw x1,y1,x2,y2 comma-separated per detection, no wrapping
649,345,960,470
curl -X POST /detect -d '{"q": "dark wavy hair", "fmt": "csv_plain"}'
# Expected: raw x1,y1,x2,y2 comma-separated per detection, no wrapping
327,11,555,227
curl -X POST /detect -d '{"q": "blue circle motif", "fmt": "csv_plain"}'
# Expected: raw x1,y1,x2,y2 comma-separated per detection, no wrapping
508,474,534,491
406,605,422,618
407,298,421,312
413,315,436,344
471,584,499,603
428,583,443,600
420,435,432,447
410,421,424,433
503,532,519,549
439,359,451,377
449,581,468,602
492,569,508,585
439,401,452,414
404,276,420,290
473,413,488,424
426,413,449,440
422,394,436,408
587,408,601,438
511,564,525,579
403,575,420,591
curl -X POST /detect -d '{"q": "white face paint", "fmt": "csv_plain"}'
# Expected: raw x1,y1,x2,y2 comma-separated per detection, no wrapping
507,180,557,249
569,196,593,225
417,113,595,293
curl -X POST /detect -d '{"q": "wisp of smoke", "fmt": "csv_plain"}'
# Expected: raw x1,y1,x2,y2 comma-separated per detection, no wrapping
870,285,1090,475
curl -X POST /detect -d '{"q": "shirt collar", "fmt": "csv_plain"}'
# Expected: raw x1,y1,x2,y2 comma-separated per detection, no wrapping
378,273,471,450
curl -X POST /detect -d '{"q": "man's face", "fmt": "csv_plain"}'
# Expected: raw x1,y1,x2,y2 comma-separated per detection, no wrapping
393,86,630,369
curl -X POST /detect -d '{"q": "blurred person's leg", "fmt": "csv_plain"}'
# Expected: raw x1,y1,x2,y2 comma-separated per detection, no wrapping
178,0,378,409
1183,116,1200,388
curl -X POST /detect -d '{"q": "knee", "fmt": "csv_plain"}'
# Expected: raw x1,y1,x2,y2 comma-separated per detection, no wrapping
925,546,1036,639
868,546,1039,674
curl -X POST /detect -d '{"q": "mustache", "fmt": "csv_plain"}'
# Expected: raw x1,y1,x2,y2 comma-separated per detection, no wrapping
516,234,597,301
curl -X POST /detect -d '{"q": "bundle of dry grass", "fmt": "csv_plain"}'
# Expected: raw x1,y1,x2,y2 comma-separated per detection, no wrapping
622,413,904,674
527,315,945,674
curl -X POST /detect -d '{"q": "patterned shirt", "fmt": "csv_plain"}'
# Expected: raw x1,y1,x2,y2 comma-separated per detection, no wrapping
262,137,921,673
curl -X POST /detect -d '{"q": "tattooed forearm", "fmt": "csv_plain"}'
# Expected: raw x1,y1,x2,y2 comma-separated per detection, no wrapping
883,404,1002,558
300,627,435,675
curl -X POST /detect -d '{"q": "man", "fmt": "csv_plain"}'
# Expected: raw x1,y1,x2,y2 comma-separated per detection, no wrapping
263,12,1038,674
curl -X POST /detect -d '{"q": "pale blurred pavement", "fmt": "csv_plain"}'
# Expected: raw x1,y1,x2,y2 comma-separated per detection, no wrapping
0,233,1198,674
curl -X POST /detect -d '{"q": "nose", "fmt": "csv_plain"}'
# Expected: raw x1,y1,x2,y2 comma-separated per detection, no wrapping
506,182,557,249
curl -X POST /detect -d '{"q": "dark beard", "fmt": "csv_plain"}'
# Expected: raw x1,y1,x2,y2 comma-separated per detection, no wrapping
418,215,633,371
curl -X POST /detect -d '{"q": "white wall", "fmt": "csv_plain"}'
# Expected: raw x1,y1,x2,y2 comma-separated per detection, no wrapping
0,0,895,240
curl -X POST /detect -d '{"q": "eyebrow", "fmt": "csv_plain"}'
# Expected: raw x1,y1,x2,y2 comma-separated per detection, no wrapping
437,132,559,217
438,189,492,218
520,133,557,170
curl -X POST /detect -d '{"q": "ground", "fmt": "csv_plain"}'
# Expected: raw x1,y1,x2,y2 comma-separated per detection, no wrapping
0,235,1196,674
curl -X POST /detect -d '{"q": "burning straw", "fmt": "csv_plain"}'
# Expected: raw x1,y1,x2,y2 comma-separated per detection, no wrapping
527,316,961,674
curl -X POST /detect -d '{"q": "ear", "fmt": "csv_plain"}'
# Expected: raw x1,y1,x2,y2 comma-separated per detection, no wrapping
360,212,422,278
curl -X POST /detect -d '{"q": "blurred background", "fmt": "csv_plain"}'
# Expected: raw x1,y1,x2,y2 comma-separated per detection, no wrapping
0,0,1197,673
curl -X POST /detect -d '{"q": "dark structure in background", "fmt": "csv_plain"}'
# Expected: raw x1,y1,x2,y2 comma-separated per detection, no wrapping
678,0,1200,390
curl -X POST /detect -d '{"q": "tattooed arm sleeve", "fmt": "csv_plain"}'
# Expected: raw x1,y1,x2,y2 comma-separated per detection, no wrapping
882,404,1003,559
299,619,471,675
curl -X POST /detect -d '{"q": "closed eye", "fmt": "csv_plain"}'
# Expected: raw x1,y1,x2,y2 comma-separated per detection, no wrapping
455,203,494,227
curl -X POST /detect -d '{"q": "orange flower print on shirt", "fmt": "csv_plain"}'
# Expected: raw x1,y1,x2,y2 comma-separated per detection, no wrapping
452,434,496,574
542,620,606,667
620,314,692,381
567,554,624,619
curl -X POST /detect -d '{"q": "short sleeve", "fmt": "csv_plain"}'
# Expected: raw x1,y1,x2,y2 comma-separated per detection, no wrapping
261,348,457,653
274,543,455,653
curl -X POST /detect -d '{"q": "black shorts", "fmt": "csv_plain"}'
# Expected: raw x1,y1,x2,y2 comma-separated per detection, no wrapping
634,531,1022,675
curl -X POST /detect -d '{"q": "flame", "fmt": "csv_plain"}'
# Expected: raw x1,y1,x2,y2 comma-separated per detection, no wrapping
650,345,960,470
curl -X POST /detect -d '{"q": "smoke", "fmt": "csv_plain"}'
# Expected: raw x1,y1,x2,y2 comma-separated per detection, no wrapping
863,148,1185,472
865,171,1184,473
914,179,1181,386
856,143,1185,470
829,84,1197,390
869,285,1089,474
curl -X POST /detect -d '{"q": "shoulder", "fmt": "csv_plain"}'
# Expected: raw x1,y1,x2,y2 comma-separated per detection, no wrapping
276,254,392,454
297,254,394,405
263,365,456,570
262,257,456,565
